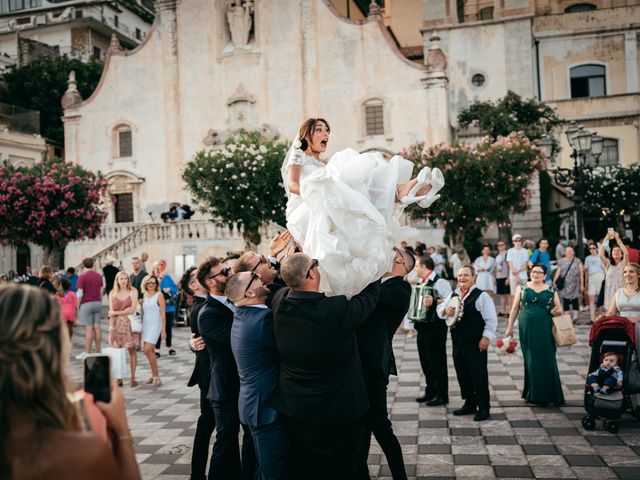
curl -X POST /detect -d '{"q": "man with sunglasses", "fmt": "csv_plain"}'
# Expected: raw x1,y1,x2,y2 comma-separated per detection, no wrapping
233,231,293,288
196,257,256,480
355,247,415,480
226,271,290,479
269,252,380,479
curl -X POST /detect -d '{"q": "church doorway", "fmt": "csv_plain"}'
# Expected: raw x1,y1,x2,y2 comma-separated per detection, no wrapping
16,244,31,275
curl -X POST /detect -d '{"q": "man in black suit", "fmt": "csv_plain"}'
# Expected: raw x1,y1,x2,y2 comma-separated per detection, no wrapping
356,247,414,480
181,267,215,480
197,257,256,480
270,253,380,480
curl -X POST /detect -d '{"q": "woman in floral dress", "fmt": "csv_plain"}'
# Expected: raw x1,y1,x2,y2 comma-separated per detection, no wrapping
108,271,140,387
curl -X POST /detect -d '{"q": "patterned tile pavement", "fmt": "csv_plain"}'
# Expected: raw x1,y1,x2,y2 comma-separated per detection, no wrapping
67,314,640,479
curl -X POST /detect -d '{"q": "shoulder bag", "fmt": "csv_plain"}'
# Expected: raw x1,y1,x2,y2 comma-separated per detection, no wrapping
128,296,142,333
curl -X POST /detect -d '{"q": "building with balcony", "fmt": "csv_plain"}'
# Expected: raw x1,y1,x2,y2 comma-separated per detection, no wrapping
0,0,154,66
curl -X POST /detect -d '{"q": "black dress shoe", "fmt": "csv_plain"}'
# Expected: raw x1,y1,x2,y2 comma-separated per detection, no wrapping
453,404,477,416
426,396,449,406
415,392,436,403
474,410,490,422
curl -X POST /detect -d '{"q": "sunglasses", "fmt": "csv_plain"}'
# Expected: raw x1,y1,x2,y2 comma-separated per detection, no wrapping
146,281,157,286
209,267,231,280
306,259,319,278
531,270,545,275
242,272,260,298
251,255,268,272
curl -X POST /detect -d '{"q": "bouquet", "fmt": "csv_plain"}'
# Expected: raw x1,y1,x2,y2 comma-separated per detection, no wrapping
495,336,518,364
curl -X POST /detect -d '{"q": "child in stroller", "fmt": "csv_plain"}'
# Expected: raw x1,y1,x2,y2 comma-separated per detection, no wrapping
583,316,640,433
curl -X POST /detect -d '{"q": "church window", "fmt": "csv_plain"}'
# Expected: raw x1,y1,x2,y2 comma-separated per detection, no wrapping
471,73,486,87
564,3,596,13
570,64,606,98
364,100,384,136
478,7,493,20
113,124,133,159
599,138,619,167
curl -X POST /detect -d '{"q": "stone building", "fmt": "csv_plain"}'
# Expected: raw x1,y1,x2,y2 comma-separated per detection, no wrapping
61,0,450,270
0,0,154,66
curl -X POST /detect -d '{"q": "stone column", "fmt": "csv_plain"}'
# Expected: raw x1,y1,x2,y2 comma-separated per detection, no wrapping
61,71,83,163
422,34,451,146
156,0,183,201
625,32,639,93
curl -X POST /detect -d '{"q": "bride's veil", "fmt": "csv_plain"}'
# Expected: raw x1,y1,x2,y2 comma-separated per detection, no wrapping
281,133,301,199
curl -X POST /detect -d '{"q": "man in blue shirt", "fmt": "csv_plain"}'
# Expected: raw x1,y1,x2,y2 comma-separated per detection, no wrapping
529,238,551,283
226,271,289,479
62,267,79,292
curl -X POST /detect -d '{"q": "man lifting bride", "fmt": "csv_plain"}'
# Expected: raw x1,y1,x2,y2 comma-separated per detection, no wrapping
282,117,445,297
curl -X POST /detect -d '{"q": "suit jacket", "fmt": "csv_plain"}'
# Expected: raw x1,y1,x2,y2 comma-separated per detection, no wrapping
270,280,381,424
187,295,209,390
198,294,239,403
356,276,411,383
231,306,280,427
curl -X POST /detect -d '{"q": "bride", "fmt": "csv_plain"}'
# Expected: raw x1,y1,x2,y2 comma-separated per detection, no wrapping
283,118,444,297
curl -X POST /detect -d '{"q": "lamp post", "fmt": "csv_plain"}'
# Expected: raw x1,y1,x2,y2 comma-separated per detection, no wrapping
539,121,604,259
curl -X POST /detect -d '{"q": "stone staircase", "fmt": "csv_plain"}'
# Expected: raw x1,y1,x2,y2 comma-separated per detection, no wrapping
70,220,283,270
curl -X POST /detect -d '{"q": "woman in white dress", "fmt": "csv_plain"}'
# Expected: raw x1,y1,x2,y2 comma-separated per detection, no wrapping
284,118,444,297
474,245,496,295
141,274,166,386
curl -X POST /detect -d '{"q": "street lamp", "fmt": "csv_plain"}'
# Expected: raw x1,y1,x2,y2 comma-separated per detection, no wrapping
539,121,602,259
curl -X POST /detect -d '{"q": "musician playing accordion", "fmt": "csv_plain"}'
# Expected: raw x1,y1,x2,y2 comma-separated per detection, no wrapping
437,265,497,422
413,255,452,406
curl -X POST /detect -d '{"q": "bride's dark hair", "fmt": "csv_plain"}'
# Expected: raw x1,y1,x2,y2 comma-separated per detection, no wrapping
298,118,330,151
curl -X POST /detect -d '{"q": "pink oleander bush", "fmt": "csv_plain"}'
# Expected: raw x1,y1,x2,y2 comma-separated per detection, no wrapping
402,132,546,248
183,130,289,246
0,158,109,266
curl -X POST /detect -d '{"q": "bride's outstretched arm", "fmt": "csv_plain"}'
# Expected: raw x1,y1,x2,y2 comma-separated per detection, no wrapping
288,164,302,195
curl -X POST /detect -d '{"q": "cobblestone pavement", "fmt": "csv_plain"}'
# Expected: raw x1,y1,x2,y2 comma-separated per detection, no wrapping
67,315,640,479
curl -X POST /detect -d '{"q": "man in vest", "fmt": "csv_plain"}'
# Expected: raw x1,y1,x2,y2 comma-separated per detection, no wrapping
438,265,497,421
414,255,452,406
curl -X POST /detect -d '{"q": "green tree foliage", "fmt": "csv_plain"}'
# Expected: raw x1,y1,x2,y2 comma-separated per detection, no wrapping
0,158,110,267
458,90,562,151
0,57,103,142
183,130,289,245
402,133,546,251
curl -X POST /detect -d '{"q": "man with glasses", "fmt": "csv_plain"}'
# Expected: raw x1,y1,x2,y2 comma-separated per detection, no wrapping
507,234,529,302
269,253,380,479
196,257,256,479
233,231,293,287
355,247,414,480
226,271,290,479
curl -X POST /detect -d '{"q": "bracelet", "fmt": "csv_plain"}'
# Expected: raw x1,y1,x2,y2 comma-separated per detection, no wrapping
118,435,132,443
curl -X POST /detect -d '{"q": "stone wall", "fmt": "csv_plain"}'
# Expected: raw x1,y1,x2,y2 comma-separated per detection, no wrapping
17,37,59,66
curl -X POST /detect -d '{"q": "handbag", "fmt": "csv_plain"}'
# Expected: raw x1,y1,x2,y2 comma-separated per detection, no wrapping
128,303,142,333
555,258,575,291
552,314,577,346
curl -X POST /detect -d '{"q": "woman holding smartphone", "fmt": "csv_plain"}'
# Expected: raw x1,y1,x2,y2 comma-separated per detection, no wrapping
141,274,166,386
0,284,140,479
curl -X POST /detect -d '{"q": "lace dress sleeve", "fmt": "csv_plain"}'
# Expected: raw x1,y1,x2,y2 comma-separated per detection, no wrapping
287,149,305,167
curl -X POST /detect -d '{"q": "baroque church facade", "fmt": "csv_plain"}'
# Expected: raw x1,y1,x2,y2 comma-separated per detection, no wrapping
61,0,451,267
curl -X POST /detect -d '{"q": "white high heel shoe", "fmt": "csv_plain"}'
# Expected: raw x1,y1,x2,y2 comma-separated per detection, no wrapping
417,167,445,208
399,167,431,206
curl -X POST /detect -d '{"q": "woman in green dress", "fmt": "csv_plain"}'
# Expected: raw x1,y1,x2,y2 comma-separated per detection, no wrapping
505,264,565,405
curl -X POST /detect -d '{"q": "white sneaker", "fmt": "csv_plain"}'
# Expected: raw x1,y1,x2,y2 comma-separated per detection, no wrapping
75,352,88,360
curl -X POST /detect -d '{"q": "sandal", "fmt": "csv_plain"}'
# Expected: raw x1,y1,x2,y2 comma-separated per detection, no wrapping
151,377,162,386
145,377,154,385
417,167,445,208
117,379,124,387
168,349,176,356
398,167,430,206
130,380,138,388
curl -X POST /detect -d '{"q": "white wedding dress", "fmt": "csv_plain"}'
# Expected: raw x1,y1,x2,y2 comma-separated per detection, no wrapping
284,147,420,298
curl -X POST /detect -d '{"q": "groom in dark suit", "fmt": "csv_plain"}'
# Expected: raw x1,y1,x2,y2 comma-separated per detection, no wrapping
356,247,414,480
197,257,256,480
269,253,381,480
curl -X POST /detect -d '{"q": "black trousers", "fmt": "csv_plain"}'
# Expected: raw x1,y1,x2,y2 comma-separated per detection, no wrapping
416,321,449,399
356,378,407,480
156,311,174,349
285,417,361,480
190,389,216,480
452,341,490,411
210,399,257,480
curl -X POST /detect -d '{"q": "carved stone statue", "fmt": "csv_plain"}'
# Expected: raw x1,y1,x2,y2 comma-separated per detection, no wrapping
226,0,254,49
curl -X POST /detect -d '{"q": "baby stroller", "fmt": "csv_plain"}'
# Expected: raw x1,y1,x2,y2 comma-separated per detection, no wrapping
582,316,640,433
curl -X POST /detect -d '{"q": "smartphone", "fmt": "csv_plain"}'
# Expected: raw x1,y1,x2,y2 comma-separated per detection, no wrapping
84,355,111,403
